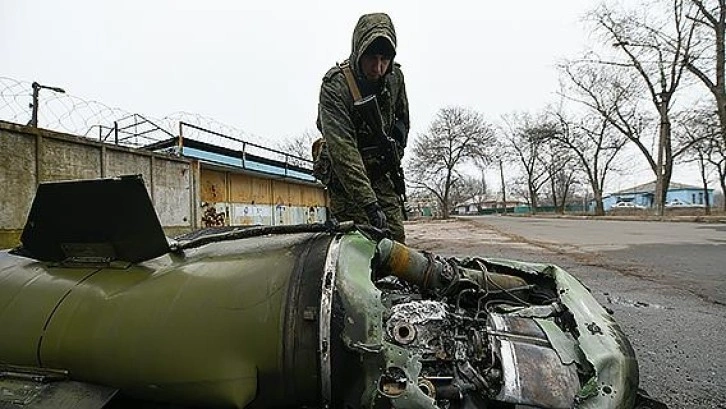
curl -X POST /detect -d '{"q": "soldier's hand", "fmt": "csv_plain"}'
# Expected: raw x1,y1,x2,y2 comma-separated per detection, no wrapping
364,202,388,230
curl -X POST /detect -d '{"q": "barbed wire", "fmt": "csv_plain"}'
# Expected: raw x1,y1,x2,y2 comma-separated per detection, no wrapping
0,76,266,149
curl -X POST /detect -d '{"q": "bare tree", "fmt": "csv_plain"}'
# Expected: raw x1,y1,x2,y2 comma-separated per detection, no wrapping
706,138,726,211
715,190,726,209
408,107,495,218
556,63,632,215
677,108,726,211
509,176,534,209
501,113,553,214
590,0,697,215
542,140,580,214
277,129,318,167
683,0,726,147
450,174,488,210
675,109,714,212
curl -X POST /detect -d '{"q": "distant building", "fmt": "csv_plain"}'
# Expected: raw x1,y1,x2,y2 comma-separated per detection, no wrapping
453,194,527,215
601,181,714,211
406,192,442,218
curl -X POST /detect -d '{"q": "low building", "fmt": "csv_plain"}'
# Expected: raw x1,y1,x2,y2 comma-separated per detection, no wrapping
407,193,441,219
602,181,714,211
453,194,527,215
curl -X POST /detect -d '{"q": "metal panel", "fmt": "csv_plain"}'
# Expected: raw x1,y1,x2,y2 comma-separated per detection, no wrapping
274,203,292,225
303,185,328,207
230,203,273,226
0,366,117,409
291,184,305,207
489,313,581,409
203,168,327,227
229,173,253,203
200,169,227,203
275,205,327,225
0,232,324,408
229,173,273,205
0,259,97,366
272,180,292,207
201,202,228,227
251,175,273,205
274,180,327,208
19,176,170,263
494,339,580,409
305,206,327,224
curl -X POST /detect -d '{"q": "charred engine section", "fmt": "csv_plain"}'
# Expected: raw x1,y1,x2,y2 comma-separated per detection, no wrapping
370,239,588,409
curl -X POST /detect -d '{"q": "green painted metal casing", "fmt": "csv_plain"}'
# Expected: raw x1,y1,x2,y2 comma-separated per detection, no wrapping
0,225,640,408
0,231,330,408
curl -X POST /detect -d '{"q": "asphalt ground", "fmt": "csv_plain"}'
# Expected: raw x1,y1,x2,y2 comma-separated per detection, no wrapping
405,217,726,409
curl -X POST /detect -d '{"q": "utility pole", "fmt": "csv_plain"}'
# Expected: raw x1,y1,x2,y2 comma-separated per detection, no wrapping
499,159,506,215
28,81,66,128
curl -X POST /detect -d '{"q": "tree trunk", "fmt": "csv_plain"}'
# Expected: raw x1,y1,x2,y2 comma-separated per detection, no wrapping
500,160,507,215
715,6,726,148
698,152,711,215
550,176,559,214
442,175,451,219
560,184,570,214
654,99,672,216
528,182,538,215
593,185,605,216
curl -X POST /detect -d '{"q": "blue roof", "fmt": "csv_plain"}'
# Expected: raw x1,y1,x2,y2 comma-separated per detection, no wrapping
181,146,316,182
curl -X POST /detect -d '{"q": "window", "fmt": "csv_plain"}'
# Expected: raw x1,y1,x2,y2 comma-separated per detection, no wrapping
692,193,696,204
699,192,704,204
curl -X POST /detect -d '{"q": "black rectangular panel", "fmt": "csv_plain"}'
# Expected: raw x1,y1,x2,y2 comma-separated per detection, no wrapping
19,175,170,263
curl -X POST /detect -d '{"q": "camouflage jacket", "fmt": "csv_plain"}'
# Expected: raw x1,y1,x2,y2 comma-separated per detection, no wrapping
316,13,410,207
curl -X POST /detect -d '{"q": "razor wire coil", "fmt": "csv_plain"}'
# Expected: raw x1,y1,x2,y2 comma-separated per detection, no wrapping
0,76,275,153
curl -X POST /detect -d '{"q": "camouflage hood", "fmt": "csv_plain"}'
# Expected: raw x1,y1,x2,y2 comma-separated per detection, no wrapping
350,13,397,78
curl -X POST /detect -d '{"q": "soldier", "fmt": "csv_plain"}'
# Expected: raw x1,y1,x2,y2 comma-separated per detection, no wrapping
315,12,410,243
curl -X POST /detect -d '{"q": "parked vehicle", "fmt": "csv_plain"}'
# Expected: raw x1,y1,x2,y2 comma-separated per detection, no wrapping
0,177,664,409
665,199,702,208
612,201,645,209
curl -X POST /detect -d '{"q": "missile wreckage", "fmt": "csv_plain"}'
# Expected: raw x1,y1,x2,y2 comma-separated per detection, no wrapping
0,176,661,408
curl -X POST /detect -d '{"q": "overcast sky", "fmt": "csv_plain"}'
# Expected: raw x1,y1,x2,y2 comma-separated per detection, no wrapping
1,0,706,190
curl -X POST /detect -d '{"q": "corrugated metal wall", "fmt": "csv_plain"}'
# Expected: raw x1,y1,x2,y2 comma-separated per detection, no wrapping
200,168,327,227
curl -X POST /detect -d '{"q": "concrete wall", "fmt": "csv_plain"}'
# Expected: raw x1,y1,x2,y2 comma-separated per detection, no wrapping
0,121,194,248
1,120,329,249
0,126,36,248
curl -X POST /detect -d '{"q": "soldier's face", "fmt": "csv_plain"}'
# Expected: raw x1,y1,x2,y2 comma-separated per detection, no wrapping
360,54,391,81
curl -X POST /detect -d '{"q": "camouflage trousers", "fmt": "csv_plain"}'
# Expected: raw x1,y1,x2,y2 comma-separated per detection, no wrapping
328,174,406,244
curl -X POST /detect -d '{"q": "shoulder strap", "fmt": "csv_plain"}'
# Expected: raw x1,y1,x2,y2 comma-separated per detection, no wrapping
338,61,362,102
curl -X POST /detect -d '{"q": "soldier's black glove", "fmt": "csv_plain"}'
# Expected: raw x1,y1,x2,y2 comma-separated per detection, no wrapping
364,202,388,230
